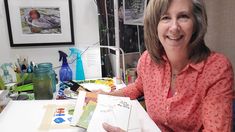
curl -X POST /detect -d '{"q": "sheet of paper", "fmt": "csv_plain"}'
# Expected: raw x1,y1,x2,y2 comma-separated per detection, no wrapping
128,103,141,132
70,91,97,126
51,107,74,125
81,47,102,79
77,101,97,129
87,94,131,132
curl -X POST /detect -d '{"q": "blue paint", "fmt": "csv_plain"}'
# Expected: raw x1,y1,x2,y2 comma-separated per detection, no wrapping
54,117,65,124
56,113,65,116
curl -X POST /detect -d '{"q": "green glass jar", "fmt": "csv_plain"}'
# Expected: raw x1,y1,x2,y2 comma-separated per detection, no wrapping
33,67,53,100
38,63,56,92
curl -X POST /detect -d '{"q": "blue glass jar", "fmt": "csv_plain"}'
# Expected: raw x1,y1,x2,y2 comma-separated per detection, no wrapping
38,63,56,92
33,67,53,100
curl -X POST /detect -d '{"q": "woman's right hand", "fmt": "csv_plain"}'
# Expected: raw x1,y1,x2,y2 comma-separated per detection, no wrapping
92,89,108,95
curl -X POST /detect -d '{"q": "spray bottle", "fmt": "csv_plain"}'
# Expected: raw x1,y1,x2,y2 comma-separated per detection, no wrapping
58,51,72,82
1,63,13,84
69,48,85,80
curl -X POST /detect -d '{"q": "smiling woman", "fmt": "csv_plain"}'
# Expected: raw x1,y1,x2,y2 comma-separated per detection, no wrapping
95,0,234,132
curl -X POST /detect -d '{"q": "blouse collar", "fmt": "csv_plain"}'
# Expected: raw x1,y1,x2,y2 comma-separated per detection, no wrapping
162,54,205,73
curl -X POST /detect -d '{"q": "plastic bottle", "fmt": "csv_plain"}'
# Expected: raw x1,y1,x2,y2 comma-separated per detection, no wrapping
0,63,13,84
33,67,53,100
38,63,57,92
69,48,85,80
58,51,72,82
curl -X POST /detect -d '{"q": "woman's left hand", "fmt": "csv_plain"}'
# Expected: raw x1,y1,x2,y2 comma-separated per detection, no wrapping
102,123,126,132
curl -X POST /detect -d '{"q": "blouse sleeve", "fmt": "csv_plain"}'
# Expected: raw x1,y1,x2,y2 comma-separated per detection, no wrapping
202,56,234,132
122,51,148,99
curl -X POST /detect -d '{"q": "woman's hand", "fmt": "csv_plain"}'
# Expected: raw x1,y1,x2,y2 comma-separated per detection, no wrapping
102,123,126,132
92,89,108,95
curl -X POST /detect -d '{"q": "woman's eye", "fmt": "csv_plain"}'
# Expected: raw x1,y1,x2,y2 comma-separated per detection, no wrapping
179,14,189,19
160,16,170,21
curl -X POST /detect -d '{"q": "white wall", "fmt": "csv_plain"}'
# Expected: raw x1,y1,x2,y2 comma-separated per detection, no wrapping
0,0,101,79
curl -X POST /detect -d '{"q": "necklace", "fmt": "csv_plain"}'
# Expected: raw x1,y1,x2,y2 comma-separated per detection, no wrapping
172,73,177,80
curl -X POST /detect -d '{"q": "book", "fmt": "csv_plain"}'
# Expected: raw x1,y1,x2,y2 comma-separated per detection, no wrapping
71,91,132,132
87,95,132,132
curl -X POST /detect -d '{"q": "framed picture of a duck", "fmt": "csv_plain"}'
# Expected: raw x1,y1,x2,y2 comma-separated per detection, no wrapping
4,0,74,47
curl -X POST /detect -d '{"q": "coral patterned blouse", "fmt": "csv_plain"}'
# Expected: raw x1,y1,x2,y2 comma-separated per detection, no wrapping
123,51,234,132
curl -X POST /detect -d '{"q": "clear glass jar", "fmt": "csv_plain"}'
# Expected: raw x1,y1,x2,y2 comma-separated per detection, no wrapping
38,63,56,93
33,67,53,100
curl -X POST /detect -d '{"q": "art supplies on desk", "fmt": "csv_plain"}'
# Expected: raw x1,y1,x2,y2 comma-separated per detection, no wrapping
0,63,13,84
56,78,116,99
71,91,132,132
58,50,72,82
15,56,34,74
69,48,85,80
13,56,34,86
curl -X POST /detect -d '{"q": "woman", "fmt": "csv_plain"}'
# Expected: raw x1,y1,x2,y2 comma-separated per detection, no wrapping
100,0,234,131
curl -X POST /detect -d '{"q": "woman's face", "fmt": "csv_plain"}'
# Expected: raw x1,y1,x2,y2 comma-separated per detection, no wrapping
157,0,194,53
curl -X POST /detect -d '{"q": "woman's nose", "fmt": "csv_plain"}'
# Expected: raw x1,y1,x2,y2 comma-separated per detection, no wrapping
169,20,180,34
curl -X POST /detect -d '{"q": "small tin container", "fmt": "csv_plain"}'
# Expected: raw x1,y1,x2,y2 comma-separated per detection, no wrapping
125,68,137,84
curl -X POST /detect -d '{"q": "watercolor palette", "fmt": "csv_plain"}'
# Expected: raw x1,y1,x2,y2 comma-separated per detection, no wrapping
57,78,116,99
77,78,116,92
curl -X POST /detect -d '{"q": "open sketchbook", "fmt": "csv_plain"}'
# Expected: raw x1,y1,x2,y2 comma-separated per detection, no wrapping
71,91,133,131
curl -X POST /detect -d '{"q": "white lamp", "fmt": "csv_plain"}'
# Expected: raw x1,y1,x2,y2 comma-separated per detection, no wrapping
98,46,125,84
113,0,122,84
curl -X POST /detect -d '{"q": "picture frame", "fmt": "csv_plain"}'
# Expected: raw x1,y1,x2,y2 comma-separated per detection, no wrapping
4,0,74,47
123,0,147,26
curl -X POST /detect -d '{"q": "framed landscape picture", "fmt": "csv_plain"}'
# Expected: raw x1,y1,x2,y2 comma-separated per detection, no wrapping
123,0,147,26
4,0,74,47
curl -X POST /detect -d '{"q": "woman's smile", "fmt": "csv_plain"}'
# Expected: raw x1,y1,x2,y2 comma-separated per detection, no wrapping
166,34,184,41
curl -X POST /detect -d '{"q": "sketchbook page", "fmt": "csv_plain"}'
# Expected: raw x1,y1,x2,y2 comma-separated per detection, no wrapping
87,94,131,132
127,101,141,132
132,100,161,132
70,91,86,126
70,91,97,126
112,97,131,130
86,103,116,132
77,101,97,129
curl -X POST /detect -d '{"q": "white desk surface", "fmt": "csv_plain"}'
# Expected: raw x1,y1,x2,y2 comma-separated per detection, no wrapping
0,99,160,132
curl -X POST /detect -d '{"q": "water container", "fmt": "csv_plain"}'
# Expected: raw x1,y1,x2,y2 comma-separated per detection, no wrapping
33,67,53,100
38,63,56,92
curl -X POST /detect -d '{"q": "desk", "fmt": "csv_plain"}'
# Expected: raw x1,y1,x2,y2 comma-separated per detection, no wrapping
0,100,161,132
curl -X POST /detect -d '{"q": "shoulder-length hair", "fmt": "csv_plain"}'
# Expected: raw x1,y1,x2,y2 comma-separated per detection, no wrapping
144,0,210,64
